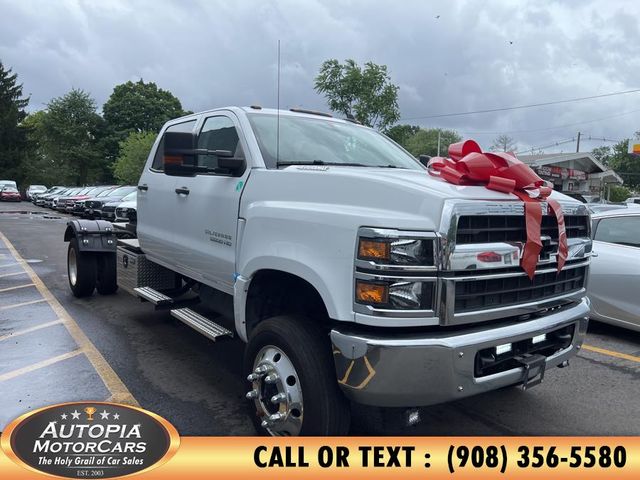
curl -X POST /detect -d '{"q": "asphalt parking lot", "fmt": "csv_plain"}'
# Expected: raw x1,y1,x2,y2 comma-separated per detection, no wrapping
1,201,639,436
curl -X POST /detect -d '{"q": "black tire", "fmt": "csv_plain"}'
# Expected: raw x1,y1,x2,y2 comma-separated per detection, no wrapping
67,237,97,297
244,315,351,436
96,253,118,295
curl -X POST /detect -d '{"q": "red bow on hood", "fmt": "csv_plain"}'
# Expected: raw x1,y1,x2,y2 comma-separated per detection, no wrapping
428,140,568,279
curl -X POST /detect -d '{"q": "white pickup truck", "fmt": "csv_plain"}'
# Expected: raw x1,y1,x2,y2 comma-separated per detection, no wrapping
63,106,592,436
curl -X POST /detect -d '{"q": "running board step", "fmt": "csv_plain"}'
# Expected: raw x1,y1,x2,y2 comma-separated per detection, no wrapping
134,286,173,306
170,308,233,341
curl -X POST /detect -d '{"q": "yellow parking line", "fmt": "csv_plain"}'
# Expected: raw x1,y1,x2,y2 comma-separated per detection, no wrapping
0,231,138,406
582,344,640,363
0,350,83,382
0,283,35,293
0,319,64,341
0,270,27,279
0,298,46,311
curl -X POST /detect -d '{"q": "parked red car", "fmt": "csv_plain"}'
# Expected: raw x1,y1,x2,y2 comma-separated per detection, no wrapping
0,186,21,202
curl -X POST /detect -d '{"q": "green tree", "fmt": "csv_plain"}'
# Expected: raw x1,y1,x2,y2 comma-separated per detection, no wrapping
112,131,156,184
491,134,517,152
385,124,420,146
607,138,640,188
314,59,400,130
608,185,632,202
102,79,187,163
21,110,62,186
0,62,29,186
41,89,105,185
591,145,611,165
403,128,462,157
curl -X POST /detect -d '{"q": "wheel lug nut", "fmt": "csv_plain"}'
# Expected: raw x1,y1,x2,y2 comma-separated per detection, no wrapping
254,365,269,374
264,374,279,384
247,373,259,381
261,419,271,428
271,392,286,404
246,390,259,399
268,412,285,422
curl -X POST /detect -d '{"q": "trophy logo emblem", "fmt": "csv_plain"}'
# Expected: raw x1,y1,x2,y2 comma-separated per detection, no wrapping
84,406,97,421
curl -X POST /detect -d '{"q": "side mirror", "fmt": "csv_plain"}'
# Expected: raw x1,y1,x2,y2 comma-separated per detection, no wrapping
418,154,431,167
163,131,247,177
164,131,198,176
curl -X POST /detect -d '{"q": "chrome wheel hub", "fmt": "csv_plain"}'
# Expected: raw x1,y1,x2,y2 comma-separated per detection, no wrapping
247,346,303,436
68,247,77,286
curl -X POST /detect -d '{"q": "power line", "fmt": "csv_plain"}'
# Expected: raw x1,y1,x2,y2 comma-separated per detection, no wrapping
402,88,640,120
457,108,640,136
516,138,576,155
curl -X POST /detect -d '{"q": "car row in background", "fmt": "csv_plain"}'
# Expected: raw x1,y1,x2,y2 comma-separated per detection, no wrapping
30,185,137,224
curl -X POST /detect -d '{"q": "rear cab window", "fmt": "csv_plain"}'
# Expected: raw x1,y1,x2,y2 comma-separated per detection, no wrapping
594,216,640,248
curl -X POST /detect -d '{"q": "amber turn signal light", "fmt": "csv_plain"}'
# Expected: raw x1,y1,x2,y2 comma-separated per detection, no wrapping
355,280,389,304
358,238,390,261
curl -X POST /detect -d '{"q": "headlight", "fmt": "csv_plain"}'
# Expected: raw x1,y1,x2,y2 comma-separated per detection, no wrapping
356,229,436,267
355,279,435,310
354,228,438,316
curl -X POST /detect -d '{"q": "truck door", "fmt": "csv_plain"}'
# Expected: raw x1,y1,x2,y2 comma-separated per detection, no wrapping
137,119,197,267
170,113,251,294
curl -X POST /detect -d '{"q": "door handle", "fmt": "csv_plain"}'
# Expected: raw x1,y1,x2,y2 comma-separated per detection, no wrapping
175,187,190,195
137,184,148,191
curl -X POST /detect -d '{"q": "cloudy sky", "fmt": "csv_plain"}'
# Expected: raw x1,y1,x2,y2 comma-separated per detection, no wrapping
1,0,639,152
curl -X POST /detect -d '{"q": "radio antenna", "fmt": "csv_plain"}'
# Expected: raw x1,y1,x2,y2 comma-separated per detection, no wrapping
276,39,281,164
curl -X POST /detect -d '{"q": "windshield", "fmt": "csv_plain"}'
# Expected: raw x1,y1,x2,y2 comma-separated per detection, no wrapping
107,186,136,197
247,113,423,170
121,192,136,202
96,187,116,197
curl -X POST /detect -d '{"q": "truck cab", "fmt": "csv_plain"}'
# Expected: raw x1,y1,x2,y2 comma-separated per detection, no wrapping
65,106,592,436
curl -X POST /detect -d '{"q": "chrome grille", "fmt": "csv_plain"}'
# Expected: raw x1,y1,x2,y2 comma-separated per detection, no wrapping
453,265,587,313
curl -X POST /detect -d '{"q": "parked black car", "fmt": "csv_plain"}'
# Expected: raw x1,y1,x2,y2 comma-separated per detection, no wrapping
85,186,136,219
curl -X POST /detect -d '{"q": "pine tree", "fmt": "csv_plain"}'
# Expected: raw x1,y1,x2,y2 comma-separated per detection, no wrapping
0,62,29,185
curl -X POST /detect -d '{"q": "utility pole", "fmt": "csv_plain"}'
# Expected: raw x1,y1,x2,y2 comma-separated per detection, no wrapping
437,130,441,156
576,131,581,152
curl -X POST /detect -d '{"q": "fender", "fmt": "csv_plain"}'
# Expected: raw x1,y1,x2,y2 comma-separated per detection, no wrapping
63,219,117,253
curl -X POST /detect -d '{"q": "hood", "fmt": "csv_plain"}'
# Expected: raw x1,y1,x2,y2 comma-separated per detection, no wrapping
242,166,580,232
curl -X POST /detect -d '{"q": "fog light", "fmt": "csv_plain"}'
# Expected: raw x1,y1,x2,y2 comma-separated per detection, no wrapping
532,333,547,344
495,343,512,355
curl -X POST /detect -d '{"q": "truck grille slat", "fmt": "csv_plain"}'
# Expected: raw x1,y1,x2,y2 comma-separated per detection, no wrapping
454,266,586,313
456,215,589,245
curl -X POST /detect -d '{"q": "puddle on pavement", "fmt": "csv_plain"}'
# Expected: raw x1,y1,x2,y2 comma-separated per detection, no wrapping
0,210,61,219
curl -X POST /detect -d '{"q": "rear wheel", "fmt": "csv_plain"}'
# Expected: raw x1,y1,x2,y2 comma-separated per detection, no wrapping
67,237,97,297
96,253,118,295
244,315,351,436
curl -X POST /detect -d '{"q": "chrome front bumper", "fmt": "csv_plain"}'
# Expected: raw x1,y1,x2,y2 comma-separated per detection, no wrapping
331,298,589,407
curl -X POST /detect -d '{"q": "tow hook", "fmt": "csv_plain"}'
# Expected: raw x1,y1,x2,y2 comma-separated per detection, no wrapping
515,353,546,391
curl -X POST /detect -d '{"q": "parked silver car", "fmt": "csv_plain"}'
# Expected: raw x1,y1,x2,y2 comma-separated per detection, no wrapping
589,208,640,331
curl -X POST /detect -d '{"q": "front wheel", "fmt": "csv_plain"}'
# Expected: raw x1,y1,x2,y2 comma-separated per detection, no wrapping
244,315,351,436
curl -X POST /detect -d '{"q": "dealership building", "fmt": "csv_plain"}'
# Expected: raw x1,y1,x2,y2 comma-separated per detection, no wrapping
518,152,623,198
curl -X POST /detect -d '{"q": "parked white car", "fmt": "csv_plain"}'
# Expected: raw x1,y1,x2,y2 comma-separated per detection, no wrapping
114,192,137,223
26,184,47,200
624,196,640,205
589,208,640,331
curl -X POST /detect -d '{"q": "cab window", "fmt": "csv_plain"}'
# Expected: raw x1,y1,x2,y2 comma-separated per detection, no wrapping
151,120,197,171
594,216,640,248
197,116,243,169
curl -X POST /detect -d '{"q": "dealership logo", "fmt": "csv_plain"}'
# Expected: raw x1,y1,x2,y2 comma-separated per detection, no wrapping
1,402,179,478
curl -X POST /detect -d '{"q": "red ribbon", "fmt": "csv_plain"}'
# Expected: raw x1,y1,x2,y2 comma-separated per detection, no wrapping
428,140,568,279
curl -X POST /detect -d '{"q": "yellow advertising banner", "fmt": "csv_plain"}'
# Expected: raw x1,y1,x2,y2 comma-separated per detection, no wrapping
1,436,639,479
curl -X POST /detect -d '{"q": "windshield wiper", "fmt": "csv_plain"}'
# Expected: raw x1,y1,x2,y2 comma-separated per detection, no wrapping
276,160,368,167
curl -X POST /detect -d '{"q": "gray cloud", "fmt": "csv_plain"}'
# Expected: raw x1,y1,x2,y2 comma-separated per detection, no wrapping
1,0,638,153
